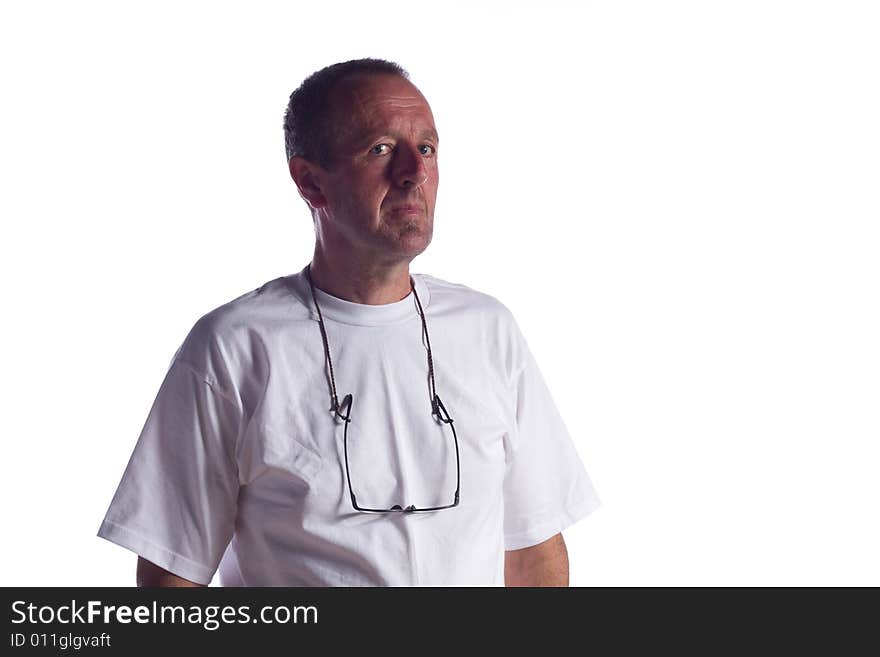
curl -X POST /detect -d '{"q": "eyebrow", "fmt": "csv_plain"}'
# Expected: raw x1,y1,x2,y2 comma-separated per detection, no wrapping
355,129,439,146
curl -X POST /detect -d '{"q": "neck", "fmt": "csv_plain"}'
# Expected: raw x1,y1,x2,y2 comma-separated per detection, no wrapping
308,249,414,305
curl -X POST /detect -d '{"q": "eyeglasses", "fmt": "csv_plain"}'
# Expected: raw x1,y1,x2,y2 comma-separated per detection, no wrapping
305,263,461,514
335,392,461,513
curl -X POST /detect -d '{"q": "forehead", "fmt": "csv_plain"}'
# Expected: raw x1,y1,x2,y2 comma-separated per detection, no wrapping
329,74,437,144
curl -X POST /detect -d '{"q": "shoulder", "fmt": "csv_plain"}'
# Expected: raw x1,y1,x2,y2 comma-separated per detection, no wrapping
416,272,518,326
416,272,527,378
172,276,303,384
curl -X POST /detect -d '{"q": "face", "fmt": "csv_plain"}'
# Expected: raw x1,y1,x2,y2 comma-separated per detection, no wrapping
297,74,440,264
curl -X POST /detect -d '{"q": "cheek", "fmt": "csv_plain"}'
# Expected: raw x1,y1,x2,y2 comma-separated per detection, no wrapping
355,173,388,203
427,173,440,201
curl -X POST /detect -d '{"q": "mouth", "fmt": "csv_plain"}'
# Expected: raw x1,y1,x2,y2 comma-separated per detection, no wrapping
388,205,423,215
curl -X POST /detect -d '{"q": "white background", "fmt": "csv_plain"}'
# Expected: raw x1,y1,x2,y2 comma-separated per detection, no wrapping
1,0,877,586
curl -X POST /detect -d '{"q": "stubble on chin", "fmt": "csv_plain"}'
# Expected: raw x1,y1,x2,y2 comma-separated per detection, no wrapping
376,215,432,255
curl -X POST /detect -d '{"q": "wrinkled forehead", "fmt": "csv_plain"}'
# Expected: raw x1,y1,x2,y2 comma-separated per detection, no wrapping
343,74,431,113
326,74,437,148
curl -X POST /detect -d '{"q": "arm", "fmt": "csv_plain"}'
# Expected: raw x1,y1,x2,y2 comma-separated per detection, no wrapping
504,533,569,587
136,557,206,587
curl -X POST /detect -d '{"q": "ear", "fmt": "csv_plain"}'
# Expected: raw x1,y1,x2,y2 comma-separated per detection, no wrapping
288,156,328,210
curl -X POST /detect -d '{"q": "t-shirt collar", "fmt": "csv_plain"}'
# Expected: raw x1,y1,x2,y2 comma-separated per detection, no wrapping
287,263,431,327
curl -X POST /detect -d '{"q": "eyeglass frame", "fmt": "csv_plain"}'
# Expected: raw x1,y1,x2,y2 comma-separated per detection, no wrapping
305,262,460,514
335,391,461,513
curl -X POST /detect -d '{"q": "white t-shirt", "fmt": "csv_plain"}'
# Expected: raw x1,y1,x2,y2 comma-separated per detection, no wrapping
98,266,600,586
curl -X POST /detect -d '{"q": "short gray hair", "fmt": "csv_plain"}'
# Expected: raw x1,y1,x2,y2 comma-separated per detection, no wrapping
283,58,410,167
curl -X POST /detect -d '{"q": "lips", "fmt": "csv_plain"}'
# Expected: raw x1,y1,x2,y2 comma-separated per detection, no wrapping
389,205,423,214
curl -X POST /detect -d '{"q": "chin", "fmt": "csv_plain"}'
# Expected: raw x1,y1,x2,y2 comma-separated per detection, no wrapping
376,221,432,255
398,236,432,258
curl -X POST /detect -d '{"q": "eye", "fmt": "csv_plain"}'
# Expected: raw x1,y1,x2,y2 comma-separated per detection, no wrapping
419,144,436,156
369,143,392,155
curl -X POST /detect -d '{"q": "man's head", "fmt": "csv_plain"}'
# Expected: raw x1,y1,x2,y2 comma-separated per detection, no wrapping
285,59,439,266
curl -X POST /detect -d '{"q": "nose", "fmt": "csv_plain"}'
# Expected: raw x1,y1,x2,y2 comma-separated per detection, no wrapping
391,143,428,189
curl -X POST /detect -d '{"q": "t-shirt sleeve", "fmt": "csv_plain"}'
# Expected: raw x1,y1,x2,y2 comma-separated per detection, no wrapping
97,357,242,585
502,320,601,551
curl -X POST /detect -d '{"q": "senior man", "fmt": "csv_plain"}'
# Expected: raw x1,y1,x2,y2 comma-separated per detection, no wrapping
98,58,600,587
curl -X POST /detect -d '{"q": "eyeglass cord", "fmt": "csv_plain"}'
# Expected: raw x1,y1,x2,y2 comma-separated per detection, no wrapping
305,263,441,419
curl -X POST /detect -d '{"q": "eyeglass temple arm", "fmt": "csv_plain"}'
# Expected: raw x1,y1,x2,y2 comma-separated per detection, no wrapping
433,395,461,504
433,395,454,423
337,394,358,508
437,395,461,506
